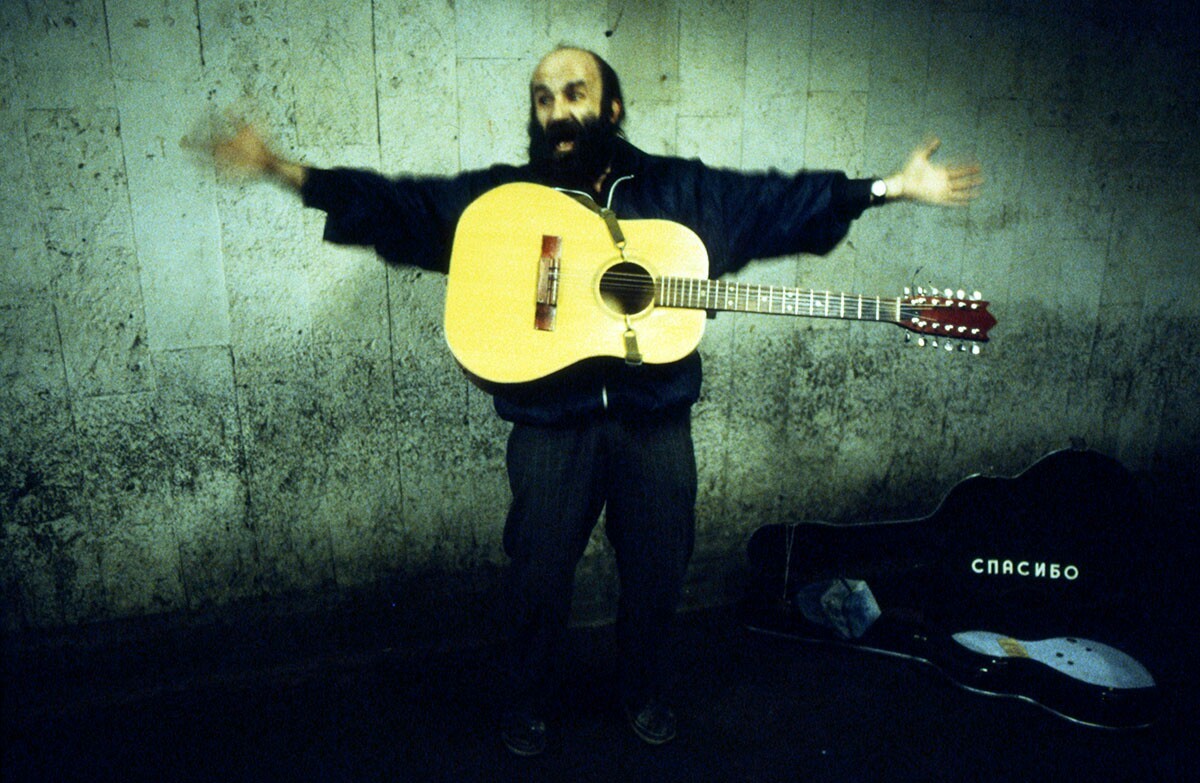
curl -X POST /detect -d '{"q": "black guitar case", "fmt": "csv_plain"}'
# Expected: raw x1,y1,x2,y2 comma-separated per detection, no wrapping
739,448,1163,729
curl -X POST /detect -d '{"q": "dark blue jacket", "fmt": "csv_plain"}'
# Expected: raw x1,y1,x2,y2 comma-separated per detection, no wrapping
301,138,874,424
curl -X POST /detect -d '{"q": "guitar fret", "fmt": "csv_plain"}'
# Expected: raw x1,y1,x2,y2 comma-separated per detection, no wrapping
655,279,915,332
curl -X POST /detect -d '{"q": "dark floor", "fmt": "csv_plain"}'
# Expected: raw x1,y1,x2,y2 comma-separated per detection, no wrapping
4,597,1197,783
6,460,1198,782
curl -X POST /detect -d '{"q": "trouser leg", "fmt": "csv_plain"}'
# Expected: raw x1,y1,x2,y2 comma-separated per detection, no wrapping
500,421,605,709
603,410,697,705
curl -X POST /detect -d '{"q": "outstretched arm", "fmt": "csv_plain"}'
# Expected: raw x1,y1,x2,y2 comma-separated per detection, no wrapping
882,138,982,206
195,121,309,191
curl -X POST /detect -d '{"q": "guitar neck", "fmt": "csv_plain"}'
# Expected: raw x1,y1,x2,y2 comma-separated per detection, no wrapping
657,277,901,324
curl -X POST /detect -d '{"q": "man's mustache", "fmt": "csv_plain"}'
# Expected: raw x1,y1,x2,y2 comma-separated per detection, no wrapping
544,118,583,147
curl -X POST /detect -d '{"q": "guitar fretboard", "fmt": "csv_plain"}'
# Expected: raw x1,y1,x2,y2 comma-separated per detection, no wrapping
656,277,901,323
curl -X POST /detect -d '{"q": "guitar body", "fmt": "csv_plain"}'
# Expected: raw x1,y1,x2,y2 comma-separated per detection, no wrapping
445,183,996,384
445,183,709,384
739,448,1161,728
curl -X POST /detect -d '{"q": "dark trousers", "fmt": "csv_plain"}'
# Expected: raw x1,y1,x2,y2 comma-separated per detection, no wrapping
501,408,697,710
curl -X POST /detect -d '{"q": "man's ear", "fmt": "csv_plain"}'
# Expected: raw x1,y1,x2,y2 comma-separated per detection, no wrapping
609,99,623,125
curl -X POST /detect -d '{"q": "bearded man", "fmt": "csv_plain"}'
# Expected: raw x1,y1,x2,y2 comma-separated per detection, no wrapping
208,46,981,757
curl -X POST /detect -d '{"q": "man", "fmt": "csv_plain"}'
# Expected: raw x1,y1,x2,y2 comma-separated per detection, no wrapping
207,46,981,756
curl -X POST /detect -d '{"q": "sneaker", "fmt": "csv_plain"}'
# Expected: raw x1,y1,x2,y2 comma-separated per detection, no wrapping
624,698,677,745
500,708,547,757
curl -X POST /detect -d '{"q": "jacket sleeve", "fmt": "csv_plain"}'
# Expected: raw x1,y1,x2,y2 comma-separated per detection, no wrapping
677,162,875,277
300,166,518,273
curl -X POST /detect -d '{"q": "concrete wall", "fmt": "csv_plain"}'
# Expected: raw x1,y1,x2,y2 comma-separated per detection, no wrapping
3,0,1198,633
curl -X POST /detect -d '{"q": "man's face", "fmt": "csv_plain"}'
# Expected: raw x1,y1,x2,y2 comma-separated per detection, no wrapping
527,49,621,187
530,48,608,156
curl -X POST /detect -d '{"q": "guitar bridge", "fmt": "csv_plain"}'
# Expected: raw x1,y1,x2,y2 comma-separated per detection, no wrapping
534,235,561,331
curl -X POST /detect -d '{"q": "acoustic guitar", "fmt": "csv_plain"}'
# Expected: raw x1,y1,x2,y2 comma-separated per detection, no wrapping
445,183,997,384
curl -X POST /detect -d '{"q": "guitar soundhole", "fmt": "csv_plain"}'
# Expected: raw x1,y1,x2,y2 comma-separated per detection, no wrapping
599,262,655,315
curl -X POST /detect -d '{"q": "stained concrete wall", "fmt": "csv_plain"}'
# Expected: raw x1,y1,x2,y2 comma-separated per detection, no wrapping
2,0,1198,633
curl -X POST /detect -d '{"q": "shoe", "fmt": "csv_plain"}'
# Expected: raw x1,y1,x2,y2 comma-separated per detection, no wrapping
500,708,547,757
624,698,677,745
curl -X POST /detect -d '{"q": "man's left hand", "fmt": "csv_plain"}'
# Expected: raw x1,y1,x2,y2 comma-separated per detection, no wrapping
884,138,982,206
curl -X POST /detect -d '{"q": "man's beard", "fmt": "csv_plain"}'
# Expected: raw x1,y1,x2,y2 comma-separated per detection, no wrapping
528,115,620,190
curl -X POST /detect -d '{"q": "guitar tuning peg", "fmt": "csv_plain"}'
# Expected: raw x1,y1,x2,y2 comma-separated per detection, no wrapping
971,344,981,355
944,288,953,297
944,342,954,352
971,291,982,300
917,337,927,347
917,286,926,295
904,286,912,295
956,289,965,299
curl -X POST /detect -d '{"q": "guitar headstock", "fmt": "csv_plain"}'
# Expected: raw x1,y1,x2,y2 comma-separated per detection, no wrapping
898,287,997,354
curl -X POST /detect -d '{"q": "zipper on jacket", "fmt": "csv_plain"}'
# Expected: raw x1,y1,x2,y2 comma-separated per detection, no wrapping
554,174,635,211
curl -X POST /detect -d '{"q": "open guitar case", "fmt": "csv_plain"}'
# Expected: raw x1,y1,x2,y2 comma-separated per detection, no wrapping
738,448,1179,729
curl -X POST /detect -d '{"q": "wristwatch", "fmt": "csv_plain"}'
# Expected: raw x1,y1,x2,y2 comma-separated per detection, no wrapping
870,178,888,205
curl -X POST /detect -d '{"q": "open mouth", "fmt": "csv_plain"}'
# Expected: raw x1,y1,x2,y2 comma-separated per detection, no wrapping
546,121,581,156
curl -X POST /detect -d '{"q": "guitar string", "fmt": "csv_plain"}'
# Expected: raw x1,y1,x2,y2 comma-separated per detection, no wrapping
545,268,964,307
547,270,914,302
543,281,943,323
542,272,931,318
542,266,976,295
549,264,980,295
531,270,981,330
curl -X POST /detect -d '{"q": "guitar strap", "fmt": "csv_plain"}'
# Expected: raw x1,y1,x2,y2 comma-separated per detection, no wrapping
562,192,644,366
563,192,627,250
